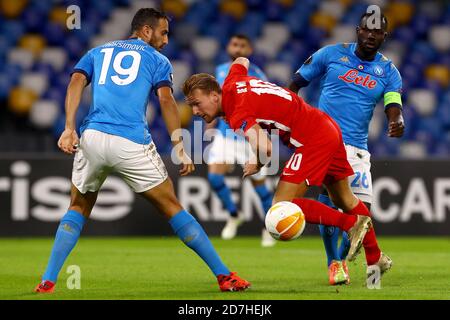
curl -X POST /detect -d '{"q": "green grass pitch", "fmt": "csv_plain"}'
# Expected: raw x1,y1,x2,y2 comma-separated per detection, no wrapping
1,236,449,300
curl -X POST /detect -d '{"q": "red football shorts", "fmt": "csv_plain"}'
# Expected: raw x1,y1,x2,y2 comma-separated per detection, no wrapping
280,114,354,186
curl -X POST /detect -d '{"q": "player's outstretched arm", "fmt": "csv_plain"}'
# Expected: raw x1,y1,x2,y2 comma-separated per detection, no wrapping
157,86,195,176
288,73,310,93
385,103,405,138
243,123,272,178
58,72,87,155
231,57,250,70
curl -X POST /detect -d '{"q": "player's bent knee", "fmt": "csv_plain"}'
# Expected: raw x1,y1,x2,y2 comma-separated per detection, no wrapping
152,197,183,219
325,179,359,211
208,163,228,175
332,194,359,212
273,181,308,204
165,198,184,218
140,178,183,218
250,177,265,186
68,186,97,218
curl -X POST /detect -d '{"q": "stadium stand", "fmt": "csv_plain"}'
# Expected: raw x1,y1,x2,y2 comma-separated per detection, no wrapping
0,0,448,158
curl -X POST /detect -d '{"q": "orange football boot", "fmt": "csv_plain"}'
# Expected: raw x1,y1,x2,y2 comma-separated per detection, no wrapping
328,260,348,285
217,272,251,292
34,280,55,293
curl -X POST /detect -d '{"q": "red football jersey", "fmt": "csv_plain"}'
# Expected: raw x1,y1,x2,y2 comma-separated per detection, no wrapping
222,64,324,148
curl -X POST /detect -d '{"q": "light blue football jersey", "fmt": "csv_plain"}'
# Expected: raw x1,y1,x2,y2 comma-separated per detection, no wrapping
73,38,173,145
215,62,267,139
297,42,402,150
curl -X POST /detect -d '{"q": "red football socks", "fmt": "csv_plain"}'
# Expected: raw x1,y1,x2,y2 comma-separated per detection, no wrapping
292,198,356,231
292,198,381,265
345,200,381,265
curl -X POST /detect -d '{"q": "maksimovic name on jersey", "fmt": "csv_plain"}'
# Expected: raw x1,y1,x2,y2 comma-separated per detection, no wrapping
101,40,146,51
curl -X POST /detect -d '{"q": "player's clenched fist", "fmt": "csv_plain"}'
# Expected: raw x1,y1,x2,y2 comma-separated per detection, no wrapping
388,120,405,138
243,161,262,179
178,150,195,176
57,129,80,155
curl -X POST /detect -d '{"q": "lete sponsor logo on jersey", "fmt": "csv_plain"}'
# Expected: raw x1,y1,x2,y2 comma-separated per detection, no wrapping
338,69,378,89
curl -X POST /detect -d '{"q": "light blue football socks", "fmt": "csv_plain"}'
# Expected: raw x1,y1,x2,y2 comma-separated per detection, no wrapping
169,210,230,276
208,173,238,217
254,184,273,214
42,210,86,282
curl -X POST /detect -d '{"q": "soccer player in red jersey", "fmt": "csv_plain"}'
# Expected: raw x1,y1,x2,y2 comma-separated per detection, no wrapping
183,57,392,280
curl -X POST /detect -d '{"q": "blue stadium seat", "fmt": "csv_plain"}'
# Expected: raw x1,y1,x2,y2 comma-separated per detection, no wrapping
71,21,99,44
283,10,309,37
246,0,265,9
0,74,14,99
282,40,309,69
22,7,46,32
32,62,55,80
178,50,198,70
29,0,53,15
43,23,66,46
61,0,84,7
234,22,260,39
341,3,368,25
43,87,65,107
91,0,114,19
214,50,230,66
52,112,66,138
411,14,432,38
304,27,327,49
1,20,25,44
3,63,22,84
393,26,416,44
64,35,86,60
0,36,11,59
418,117,442,141
265,1,284,21
433,141,450,157
161,40,180,60
1,0,449,155
437,100,450,129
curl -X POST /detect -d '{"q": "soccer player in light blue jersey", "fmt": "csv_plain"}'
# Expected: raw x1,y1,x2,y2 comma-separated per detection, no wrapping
207,35,275,247
35,8,250,293
289,12,403,285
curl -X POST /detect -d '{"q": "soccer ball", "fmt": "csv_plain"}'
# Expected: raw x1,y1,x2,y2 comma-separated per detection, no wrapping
265,201,306,241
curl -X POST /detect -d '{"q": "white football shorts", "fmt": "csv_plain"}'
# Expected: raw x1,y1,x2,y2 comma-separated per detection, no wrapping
345,144,373,204
206,134,268,180
72,129,168,194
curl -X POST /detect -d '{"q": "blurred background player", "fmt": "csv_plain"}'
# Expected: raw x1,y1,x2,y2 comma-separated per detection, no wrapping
34,8,250,294
289,11,404,286
182,58,393,282
207,34,275,247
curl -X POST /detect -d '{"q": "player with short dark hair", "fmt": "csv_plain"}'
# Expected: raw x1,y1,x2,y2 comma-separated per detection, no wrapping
34,8,250,294
182,58,393,283
288,10,402,285
208,34,275,247
131,7,170,32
